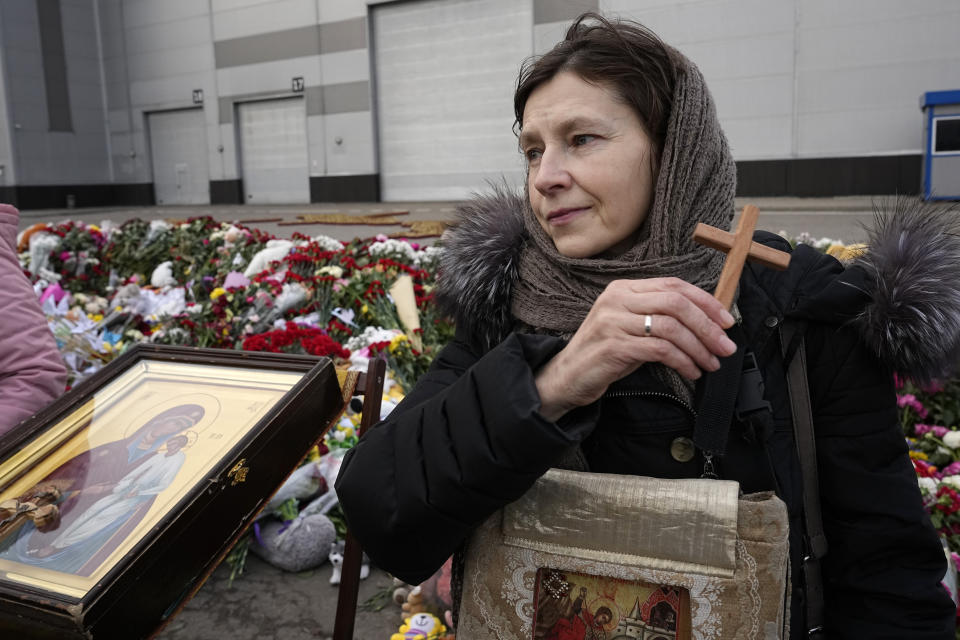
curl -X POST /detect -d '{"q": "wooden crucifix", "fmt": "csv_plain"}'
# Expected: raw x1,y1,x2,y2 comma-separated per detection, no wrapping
693,204,792,309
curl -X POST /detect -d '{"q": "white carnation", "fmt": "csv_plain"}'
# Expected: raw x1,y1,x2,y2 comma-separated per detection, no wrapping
369,238,416,262
918,476,939,495
345,326,402,352
942,475,960,491
313,234,345,251
942,431,960,449
317,265,344,278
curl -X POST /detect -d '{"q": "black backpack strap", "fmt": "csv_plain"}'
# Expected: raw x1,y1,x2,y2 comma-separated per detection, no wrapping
781,320,827,639
692,323,747,476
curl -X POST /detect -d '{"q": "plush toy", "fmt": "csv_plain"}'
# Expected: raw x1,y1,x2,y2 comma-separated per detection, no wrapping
392,576,413,606
248,513,336,572
390,612,447,640
328,540,369,585
401,585,428,619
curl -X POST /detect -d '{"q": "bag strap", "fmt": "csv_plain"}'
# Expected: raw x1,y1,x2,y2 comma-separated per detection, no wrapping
780,321,827,639
693,323,747,476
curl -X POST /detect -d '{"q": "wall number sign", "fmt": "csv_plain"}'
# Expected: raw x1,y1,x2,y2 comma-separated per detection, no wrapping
192,89,204,105
292,77,305,93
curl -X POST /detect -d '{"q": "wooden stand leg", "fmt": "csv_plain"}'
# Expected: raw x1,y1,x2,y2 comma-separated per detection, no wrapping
331,358,386,640
332,531,364,639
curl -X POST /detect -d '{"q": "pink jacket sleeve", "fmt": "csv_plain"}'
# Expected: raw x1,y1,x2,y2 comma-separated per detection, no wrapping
0,204,66,435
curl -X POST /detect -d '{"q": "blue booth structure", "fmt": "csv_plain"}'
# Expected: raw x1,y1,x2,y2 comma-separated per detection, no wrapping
922,90,960,200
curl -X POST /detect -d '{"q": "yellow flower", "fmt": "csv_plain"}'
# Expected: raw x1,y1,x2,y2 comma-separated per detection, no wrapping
210,287,227,300
909,450,929,461
827,243,868,262
361,304,369,314
88,313,103,322
388,334,408,353
89,224,100,232
342,426,355,438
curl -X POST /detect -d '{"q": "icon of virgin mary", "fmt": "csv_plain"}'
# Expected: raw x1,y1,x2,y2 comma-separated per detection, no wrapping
0,403,205,576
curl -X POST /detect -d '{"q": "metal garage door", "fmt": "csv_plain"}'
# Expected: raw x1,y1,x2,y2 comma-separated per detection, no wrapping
238,98,309,204
373,0,532,201
148,108,210,205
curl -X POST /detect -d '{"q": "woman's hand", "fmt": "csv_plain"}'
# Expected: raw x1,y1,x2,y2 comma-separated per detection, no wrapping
535,278,737,421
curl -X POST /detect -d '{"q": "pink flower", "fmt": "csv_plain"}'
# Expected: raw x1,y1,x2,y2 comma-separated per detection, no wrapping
940,462,960,478
933,426,950,438
898,394,929,419
223,271,250,290
59,251,71,261
39,282,67,304
916,424,934,436
375,234,388,242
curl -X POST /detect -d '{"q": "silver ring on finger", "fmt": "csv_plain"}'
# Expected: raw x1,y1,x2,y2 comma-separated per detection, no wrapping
644,314,653,337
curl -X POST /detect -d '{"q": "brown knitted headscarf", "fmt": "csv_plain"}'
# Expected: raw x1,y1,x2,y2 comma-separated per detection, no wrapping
511,55,737,335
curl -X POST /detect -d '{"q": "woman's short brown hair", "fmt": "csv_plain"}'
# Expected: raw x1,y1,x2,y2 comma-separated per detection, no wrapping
513,12,681,156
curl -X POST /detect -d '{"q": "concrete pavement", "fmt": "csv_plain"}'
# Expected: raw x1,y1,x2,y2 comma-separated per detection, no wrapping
16,195,903,245
156,556,402,640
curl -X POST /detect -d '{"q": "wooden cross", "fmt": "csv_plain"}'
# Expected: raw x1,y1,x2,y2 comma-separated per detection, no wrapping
693,205,792,309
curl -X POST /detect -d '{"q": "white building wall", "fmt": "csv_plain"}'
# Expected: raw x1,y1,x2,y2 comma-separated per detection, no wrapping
601,0,960,160
98,0,217,186
211,0,375,193
795,1,959,157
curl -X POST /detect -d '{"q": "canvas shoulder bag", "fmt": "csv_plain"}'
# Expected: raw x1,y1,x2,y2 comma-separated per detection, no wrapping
457,468,790,639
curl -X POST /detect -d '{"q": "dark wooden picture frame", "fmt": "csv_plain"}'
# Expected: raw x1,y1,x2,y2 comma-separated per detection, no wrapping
0,344,343,639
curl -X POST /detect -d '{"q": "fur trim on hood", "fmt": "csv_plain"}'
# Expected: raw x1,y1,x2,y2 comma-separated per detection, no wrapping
436,190,960,382
436,184,527,352
855,198,960,382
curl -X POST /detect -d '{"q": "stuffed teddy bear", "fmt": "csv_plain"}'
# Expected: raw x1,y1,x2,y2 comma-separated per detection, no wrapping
401,585,429,619
390,612,447,640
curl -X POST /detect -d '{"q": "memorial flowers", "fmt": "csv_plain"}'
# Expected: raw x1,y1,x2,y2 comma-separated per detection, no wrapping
17,218,453,392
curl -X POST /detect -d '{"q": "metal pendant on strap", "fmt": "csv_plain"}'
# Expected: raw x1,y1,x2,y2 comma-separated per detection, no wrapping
700,452,719,480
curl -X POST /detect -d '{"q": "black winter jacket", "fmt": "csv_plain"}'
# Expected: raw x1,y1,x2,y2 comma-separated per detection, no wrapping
337,196,958,638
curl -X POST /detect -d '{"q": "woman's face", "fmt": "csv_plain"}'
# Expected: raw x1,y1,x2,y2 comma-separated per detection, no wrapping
521,71,656,258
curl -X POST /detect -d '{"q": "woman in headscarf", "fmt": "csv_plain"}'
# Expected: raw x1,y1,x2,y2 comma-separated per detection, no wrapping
337,13,957,637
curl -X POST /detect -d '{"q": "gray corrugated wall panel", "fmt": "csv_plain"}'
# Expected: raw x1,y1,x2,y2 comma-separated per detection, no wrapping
213,17,366,69
533,0,598,24
321,81,369,114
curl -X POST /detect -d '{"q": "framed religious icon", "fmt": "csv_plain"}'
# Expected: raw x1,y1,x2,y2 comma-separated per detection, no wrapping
0,344,344,639
533,569,691,640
